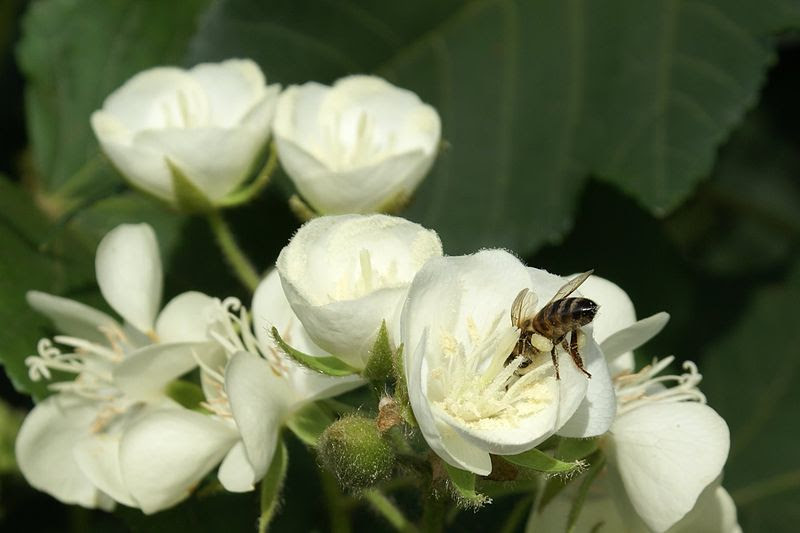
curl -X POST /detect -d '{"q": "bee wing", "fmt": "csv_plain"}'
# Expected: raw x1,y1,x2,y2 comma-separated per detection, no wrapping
511,288,537,327
545,270,594,306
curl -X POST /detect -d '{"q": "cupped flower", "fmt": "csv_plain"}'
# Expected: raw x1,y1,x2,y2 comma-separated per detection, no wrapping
16,223,222,512
558,276,731,532
125,269,363,498
91,59,279,207
273,75,441,214
276,214,443,369
400,250,616,475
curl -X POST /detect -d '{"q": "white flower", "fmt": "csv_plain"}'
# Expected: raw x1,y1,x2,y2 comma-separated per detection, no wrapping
276,214,443,369
529,476,741,533
16,223,228,513
91,59,279,206
123,269,363,497
559,276,731,532
273,75,441,214
399,250,617,475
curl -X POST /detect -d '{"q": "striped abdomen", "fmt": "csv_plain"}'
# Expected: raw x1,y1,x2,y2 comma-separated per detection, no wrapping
529,297,598,340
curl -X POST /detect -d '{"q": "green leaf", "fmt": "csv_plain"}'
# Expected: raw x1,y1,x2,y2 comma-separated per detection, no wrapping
259,439,289,533
504,447,586,475
442,463,490,509
165,380,207,412
0,177,94,400
17,0,210,202
556,437,599,463
286,402,335,447
362,321,394,383
187,0,799,255
272,327,359,377
701,262,800,532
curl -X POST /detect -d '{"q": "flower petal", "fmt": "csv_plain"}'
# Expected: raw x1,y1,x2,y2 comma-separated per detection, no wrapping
16,395,109,509
113,342,217,401
225,351,293,478
96,223,162,334
577,275,637,343
608,402,730,532
252,269,363,400
556,335,617,438
217,440,257,493
601,312,670,374
668,482,741,533
119,408,237,513
73,431,136,507
155,291,216,343
26,291,119,344
189,59,271,127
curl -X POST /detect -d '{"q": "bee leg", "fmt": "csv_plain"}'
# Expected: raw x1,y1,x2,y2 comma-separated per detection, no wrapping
550,346,560,380
567,331,592,378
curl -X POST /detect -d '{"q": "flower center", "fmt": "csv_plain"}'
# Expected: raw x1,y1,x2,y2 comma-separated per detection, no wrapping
329,249,400,301
25,325,138,431
322,109,397,169
613,356,705,415
201,297,290,417
431,312,556,427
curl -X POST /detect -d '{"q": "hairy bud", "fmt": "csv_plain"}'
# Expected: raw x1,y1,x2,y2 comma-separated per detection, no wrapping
318,415,395,490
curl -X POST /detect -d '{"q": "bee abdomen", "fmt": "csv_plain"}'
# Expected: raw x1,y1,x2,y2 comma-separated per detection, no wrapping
533,297,598,338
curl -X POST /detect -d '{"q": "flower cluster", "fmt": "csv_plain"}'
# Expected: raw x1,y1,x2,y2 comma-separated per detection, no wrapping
14,59,737,532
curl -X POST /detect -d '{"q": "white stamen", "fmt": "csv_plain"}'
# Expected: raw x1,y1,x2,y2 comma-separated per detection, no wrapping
615,356,706,415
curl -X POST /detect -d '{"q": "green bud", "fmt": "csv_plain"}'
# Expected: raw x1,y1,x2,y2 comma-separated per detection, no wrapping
318,415,395,490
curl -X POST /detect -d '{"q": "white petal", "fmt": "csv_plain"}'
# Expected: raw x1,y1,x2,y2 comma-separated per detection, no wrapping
608,402,730,532
26,291,119,344
119,408,237,513
113,342,216,400
252,270,363,400
668,482,741,533
73,431,136,507
557,335,617,438
96,223,162,333
602,312,670,374
16,395,108,508
155,291,216,343
189,59,270,127
218,440,257,493
134,125,270,202
90,112,175,201
225,351,292,479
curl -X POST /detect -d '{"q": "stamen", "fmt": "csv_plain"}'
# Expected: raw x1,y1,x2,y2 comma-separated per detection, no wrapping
615,357,706,415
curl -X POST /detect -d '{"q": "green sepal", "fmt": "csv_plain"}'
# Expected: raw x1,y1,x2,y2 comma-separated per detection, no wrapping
271,327,358,377
288,194,318,221
258,439,289,533
442,463,491,509
165,380,208,413
557,437,599,462
505,447,586,475
363,321,394,382
168,158,214,213
286,401,335,447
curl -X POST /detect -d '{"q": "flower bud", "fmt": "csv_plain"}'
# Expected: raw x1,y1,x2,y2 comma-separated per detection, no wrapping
317,415,395,490
91,59,280,209
273,75,441,214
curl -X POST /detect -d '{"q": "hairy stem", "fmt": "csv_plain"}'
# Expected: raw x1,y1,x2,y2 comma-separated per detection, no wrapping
363,489,417,532
207,210,260,292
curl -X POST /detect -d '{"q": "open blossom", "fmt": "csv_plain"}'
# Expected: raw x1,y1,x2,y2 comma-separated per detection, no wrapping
16,224,220,512
277,214,443,369
273,75,441,214
91,59,279,206
530,276,733,533
400,250,617,475
122,269,363,498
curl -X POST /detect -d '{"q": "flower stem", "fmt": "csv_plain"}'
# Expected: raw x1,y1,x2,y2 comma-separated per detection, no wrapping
321,471,352,533
363,489,417,532
207,210,260,292
219,143,279,208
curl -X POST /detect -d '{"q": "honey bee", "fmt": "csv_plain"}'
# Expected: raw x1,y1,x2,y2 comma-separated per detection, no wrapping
508,270,598,380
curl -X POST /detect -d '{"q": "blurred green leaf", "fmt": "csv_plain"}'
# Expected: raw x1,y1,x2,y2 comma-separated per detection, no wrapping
702,263,800,530
666,112,800,276
0,176,94,400
187,0,799,254
286,402,335,447
17,0,210,205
